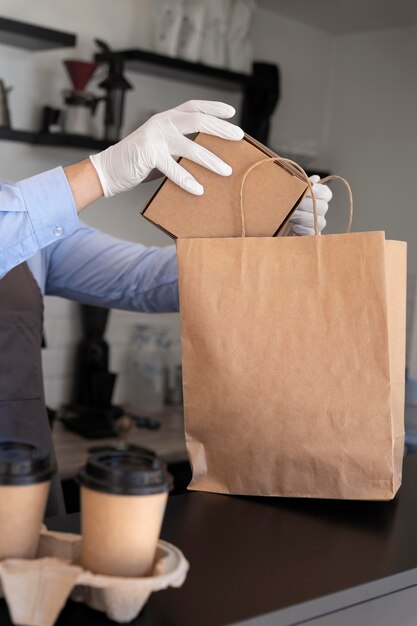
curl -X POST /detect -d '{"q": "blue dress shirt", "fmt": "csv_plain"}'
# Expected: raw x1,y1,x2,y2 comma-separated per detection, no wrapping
0,167,179,312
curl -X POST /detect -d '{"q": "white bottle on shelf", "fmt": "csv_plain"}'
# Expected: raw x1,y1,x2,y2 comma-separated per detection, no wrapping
126,325,169,413
152,0,185,57
200,0,232,68
177,1,206,62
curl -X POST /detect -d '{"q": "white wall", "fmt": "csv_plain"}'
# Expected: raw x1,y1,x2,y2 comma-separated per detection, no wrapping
321,26,417,367
251,9,332,156
322,26,417,243
0,1,334,406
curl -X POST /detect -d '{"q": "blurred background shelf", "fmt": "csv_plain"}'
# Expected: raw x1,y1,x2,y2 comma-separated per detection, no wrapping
0,17,76,50
32,132,111,150
0,129,329,179
0,127,110,150
0,128,33,143
95,48,252,91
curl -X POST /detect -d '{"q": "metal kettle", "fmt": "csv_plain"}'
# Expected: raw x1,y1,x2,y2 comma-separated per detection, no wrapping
0,80,12,128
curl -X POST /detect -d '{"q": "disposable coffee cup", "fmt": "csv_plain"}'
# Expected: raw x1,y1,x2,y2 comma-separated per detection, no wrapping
78,451,172,577
0,440,55,560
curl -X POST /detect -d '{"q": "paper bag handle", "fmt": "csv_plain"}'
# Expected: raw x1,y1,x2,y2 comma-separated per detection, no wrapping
318,175,353,234
239,157,353,237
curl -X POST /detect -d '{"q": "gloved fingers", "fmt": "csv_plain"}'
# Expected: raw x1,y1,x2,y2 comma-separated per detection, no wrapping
295,197,328,216
305,179,333,202
309,175,321,185
289,212,326,231
174,100,237,119
291,224,317,236
175,111,244,140
141,167,169,184
157,155,204,195
172,136,232,176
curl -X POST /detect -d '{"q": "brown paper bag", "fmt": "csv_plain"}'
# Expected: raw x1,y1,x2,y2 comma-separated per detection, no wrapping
177,167,407,500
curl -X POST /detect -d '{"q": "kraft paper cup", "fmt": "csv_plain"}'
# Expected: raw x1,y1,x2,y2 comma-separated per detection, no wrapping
78,451,172,577
0,440,54,560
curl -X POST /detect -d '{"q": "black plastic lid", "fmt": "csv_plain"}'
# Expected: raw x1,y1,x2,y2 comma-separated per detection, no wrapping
77,451,173,496
0,440,55,486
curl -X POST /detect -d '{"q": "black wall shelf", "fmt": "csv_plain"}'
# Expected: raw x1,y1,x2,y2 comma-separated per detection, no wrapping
0,128,33,144
0,128,110,151
95,48,252,92
0,129,328,178
0,17,76,50
33,132,110,150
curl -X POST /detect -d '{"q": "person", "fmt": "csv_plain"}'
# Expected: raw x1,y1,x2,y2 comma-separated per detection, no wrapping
0,100,332,516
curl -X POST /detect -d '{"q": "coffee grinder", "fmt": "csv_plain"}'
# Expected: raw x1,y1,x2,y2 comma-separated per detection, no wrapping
95,39,133,142
63,59,102,136
0,80,12,128
61,304,123,438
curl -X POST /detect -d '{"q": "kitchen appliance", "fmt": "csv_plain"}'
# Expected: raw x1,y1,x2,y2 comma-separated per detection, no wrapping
61,304,122,438
241,62,280,144
63,59,101,136
95,39,133,141
39,106,65,134
0,80,12,128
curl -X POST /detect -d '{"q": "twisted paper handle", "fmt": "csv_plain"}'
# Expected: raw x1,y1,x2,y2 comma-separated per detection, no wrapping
319,175,353,234
239,157,353,237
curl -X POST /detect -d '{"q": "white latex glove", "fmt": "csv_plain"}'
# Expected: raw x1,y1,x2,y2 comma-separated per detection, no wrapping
289,175,333,236
90,100,244,197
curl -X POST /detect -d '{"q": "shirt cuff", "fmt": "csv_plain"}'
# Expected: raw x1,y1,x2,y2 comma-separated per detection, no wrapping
17,166,78,248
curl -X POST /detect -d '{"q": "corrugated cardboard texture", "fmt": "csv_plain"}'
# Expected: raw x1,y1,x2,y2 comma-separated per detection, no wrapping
142,133,308,238
177,232,407,500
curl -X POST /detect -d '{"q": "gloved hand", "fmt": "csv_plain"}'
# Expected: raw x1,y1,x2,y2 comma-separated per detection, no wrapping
90,100,244,197
289,175,333,236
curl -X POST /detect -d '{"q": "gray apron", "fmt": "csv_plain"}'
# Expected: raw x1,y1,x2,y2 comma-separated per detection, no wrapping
0,262,65,517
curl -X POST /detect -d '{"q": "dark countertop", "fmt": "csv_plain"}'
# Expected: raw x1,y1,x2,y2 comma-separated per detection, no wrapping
2,457,417,625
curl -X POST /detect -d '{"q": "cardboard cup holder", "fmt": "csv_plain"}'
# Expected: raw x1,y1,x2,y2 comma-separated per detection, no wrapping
0,527,189,626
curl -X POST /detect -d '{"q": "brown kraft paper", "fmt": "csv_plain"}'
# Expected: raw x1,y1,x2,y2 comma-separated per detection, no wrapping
81,487,168,577
141,133,308,239
0,481,50,560
176,172,407,500
0,529,189,626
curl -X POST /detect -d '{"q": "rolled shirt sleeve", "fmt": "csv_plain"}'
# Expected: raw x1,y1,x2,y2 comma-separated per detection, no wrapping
0,166,78,278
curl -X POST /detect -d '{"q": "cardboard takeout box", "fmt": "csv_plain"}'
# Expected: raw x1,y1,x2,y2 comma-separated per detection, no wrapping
141,133,308,239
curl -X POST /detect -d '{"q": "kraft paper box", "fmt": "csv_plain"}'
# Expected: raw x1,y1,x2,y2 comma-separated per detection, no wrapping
141,133,308,239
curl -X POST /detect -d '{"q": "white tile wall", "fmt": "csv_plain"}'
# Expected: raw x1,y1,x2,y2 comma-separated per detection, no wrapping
42,296,180,408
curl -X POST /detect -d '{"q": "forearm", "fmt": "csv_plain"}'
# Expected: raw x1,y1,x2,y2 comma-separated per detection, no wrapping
64,159,104,213
46,224,179,312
